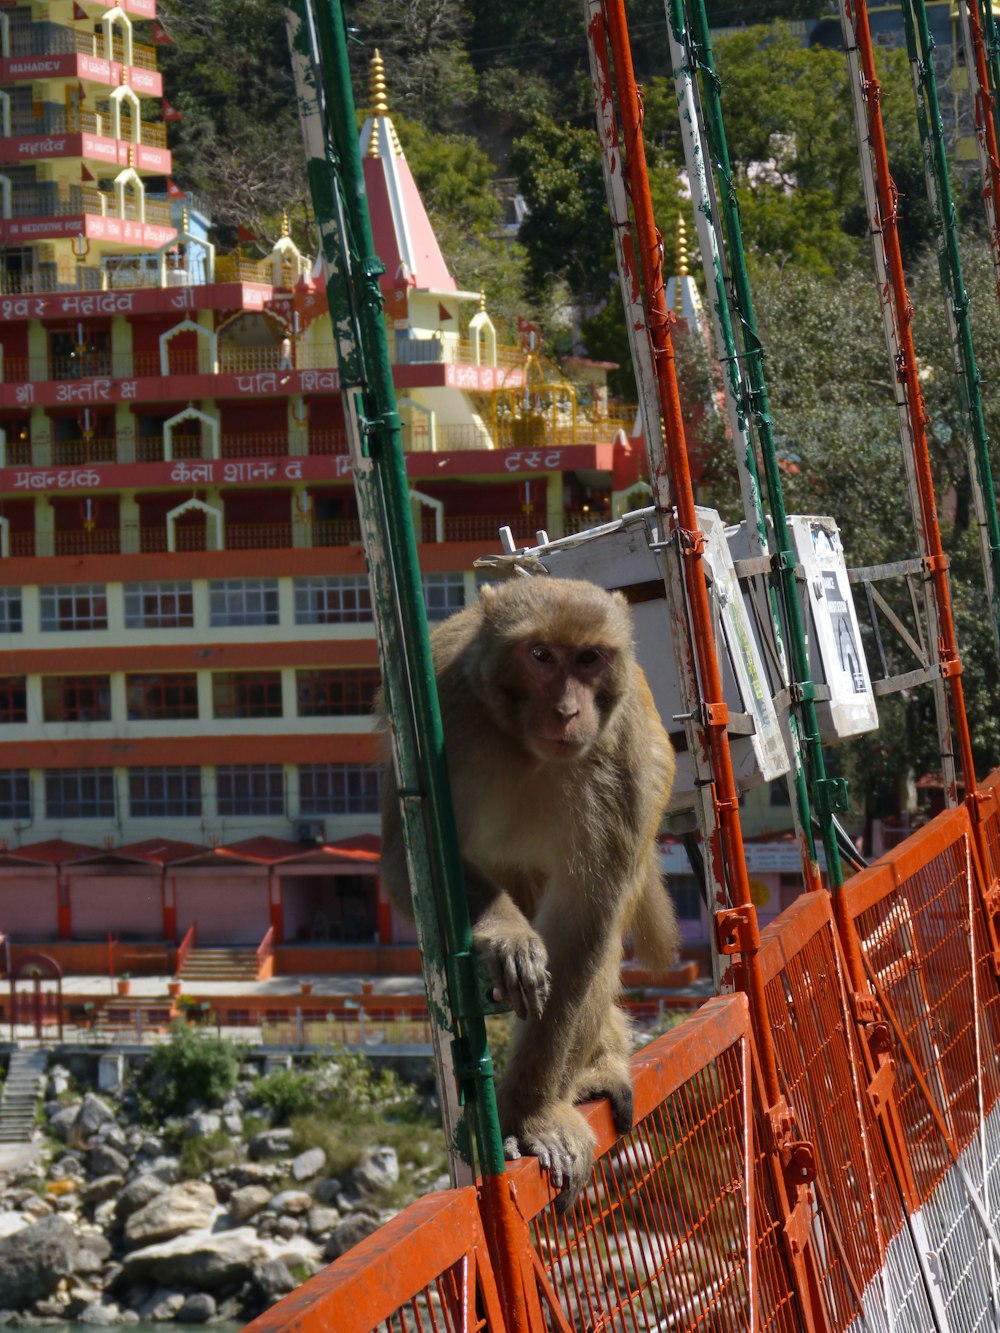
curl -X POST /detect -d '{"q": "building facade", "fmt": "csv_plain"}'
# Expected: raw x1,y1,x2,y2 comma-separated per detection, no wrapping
0,14,651,968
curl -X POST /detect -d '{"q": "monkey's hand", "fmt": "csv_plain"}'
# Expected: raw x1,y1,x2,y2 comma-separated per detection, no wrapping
502,1103,596,1210
476,927,551,1021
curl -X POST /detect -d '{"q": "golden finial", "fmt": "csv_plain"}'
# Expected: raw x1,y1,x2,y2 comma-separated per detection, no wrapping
676,213,689,278
370,50,388,116
281,211,290,239
181,207,189,233
479,289,487,312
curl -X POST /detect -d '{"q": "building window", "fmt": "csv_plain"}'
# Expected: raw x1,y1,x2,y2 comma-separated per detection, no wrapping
668,874,703,922
296,668,380,717
423,572,465,621
216,764,285,816
0,771,30,821
129,767,202,817
0,589,22,634
45,768,116,819
40,584,108,632
126,673,198,720
124,581,194,629
0,677,27,724
209,579,279,627
42,675,112,722
212,671,283,719
294,575,371,625
299,763,381,815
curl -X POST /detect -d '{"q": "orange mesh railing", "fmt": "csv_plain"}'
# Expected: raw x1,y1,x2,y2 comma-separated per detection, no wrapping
250,776,1000,1331
243,1185,506,1333
758,889,936,1330
508,995,762,1330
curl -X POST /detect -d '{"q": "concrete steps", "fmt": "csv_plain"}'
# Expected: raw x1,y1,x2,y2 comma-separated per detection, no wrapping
179,947,259,983
0,1049,47,1143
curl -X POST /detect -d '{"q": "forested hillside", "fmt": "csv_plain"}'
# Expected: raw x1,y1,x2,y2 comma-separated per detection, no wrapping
152,0,1000,824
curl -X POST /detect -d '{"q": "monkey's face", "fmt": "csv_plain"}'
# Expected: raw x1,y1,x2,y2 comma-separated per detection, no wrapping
504,639,619,762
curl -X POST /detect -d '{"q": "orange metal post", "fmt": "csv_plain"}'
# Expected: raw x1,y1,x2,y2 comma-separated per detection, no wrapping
600,3,827,1327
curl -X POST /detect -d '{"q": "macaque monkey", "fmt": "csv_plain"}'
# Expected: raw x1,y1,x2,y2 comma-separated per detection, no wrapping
379,576,678,1204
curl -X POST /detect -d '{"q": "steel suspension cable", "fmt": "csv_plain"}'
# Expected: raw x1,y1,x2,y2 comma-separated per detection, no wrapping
600,5,827,1325
681,0,849,898
901,0,1000,659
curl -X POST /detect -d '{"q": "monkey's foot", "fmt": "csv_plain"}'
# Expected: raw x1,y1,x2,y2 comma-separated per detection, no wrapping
479,930,551,1021
572,1070,634,1137
502,1104,596,1209
570,1050,634,1135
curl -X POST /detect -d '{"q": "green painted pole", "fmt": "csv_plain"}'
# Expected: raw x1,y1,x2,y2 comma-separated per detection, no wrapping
902,0,1000,657
683,0,847,892
284,0,507,1186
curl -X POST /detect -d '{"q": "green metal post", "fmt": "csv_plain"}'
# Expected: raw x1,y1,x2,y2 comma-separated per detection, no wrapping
665,0,821,893
902,0,1000,657
283,0,507,1187
682,0,847,892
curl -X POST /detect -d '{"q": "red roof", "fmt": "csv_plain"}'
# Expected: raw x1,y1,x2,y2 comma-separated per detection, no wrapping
0,839,98,867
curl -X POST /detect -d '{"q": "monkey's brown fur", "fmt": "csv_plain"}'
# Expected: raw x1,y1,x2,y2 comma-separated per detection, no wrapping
379,576,678,1204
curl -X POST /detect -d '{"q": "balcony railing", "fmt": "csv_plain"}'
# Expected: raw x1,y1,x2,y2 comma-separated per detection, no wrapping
10,23,158,70
0,340,531,385
0,264,194,296
5,510,598,558
5,184,171,226
7,108,167,148
50,437,117,466
2,429,353,469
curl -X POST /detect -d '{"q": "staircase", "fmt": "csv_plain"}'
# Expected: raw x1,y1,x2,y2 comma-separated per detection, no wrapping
179,947,260,983
0,1049,47,1144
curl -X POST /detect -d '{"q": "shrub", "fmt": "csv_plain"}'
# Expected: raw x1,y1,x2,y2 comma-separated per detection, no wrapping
139,1021,239,1118
251,1067,317,1124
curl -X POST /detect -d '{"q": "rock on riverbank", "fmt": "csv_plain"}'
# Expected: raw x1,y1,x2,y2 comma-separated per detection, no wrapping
0,1057,446,1327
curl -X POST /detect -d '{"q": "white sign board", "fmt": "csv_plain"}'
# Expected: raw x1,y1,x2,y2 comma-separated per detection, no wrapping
788,515,878,740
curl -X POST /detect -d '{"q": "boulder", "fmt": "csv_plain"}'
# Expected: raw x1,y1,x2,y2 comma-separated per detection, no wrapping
269,1190,311,1216
73,1232,112,1276
228,1185,271,1223
0,1215,78,1308
79,1299,129,1325
72,1092,117,1142
134,1155,181,1185
184,1111,222,1139
88,1144,130,1178
48,1067,72,1098
351,1146,399,1195
314,1178,343,1204
323,1213,380,1261
49,1106,80,1142
138,1287,186,1321
306,1205,340,1237
253,1258,296,1300
19,1196,53,1220
115,1173,166,1221
117,1227,273,1289
176,1292,216,1324
124,1181,218,1248
274,1216,300,1239
291,1147,326,1182
82,1174,125,1205
248,1128,295,1161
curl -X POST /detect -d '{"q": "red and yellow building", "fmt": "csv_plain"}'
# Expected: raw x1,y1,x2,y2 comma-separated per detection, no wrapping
0,16,645,975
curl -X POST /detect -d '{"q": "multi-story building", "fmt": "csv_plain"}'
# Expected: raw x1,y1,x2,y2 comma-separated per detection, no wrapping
0,19,649,973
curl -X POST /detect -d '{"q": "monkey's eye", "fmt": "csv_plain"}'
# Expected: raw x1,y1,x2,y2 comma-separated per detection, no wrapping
530,644,555,663
576,648,602,666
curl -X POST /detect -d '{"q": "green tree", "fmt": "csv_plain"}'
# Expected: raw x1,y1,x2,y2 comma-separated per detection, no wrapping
156,0,306,246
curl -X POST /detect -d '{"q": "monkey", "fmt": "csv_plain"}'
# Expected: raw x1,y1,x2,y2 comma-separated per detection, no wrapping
378,575,678,1206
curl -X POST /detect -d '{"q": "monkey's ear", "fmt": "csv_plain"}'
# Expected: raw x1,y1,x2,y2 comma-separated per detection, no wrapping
610,590,630,613
479,583,499,608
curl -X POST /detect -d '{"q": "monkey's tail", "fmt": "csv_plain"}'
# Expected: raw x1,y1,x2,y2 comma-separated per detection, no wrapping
628,862,680,971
